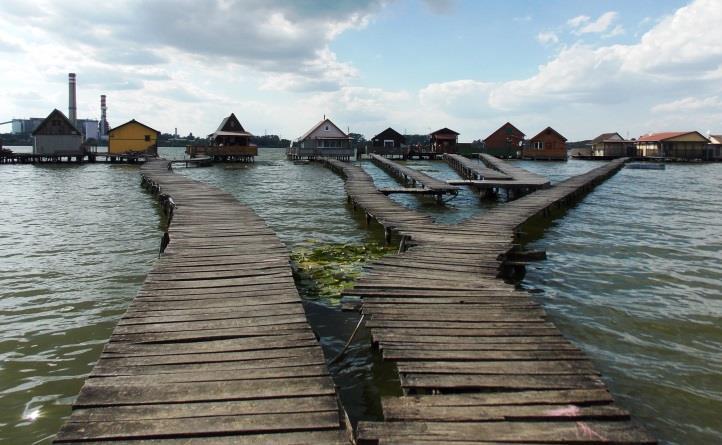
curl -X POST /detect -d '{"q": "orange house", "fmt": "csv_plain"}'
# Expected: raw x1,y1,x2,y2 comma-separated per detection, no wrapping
523,127,568,161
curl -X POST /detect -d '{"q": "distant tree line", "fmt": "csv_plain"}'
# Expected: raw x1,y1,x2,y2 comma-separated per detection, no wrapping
0,133,33,146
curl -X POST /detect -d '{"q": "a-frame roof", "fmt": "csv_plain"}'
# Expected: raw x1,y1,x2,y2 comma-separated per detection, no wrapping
530,126,567,142
32,109,81,136
430,127,460,136
298,118,349,141
373,127,405,140
216,113,246,133
484,122,525,142
109,119,160,135
209,113,252,138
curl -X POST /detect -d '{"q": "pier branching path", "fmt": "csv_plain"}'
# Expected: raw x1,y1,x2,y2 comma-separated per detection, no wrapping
326,157,656,444
54,160,348,444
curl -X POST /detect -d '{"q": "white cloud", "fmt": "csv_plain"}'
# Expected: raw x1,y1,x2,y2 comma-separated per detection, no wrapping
567,15,590,28
604,25,625,38
537,31,559,45
0,0,383,93
569,11,618,35
651,96,722,113
419,80,495,118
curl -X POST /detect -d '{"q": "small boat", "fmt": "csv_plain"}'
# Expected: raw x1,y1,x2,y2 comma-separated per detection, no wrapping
626,162,665,170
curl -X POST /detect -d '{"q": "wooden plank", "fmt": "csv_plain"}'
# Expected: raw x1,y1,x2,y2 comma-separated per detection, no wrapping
357,420,655,443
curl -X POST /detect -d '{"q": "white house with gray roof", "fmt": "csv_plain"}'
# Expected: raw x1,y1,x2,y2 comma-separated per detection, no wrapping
287,118,353,160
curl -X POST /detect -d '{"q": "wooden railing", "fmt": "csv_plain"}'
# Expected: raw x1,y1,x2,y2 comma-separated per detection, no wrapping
186,145,257,157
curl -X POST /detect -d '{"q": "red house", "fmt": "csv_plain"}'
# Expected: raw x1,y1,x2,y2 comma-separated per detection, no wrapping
523,127,568,161
483,122,524,159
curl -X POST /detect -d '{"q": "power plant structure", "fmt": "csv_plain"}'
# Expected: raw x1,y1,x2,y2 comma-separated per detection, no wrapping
8,73,106,144
68,73,78,127
99,94,109,141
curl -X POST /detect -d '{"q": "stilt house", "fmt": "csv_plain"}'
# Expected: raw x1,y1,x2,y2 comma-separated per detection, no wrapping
370,127,406,157
523,127,568,161
591,133,635,158
288,118,352,160
430,128,459,154
32,109,83,156
108,120,160,155
636,132,711,159
483,122,524,158
187,113,257,161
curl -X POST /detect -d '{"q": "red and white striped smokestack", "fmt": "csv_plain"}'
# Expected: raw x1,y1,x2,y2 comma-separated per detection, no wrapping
68,73,77,126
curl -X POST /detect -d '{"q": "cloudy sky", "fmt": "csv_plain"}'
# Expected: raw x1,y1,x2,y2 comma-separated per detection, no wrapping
1,0,720,141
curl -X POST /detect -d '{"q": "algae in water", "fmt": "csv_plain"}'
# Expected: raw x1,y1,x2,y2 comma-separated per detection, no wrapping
291,242,395,304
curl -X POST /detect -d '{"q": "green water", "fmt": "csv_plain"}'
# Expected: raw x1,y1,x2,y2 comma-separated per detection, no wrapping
0,147,720,444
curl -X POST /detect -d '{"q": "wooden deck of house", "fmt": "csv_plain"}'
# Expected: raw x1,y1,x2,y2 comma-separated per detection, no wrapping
53,159,348,444
325,158,654,444
445,153,550,198
370,154,459,197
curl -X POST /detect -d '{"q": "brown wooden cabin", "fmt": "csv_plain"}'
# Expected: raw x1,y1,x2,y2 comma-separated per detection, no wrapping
370,127,406,157
523,127,568,161
591,132,635,158
430,128,459,154
636,131,711,160
483,122,524,159
187,113,258,161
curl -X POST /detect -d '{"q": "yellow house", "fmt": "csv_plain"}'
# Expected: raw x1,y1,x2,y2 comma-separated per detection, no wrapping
108,119,160,155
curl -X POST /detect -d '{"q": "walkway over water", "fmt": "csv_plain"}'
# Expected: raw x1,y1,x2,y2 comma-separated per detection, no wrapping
54,160,348,444
445,153,550,196
326,158,654,444
370,154,459,197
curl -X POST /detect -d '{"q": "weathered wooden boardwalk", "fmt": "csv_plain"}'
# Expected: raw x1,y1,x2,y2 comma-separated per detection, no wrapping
326,157,655,444
445,153,550,197
370,154,459,197
54,159,349,444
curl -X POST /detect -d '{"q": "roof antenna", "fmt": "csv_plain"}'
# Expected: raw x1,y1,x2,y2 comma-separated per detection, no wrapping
323,114,326,120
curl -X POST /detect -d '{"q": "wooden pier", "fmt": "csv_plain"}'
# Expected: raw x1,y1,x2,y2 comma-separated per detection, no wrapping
370,154,459,199
0,150,153,164
325,158,655,444
54,159,348,444
445,153,550,199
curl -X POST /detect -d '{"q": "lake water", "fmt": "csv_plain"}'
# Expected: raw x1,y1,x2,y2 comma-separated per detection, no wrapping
0,146,720,444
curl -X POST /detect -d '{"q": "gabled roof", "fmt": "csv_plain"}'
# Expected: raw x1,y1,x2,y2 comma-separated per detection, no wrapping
430,127,459,136
591,132,623,144
32,109,81,136
373,127,405,140
709,134,722,144
484,122,525,142
636,131,709,142
216,113,247,133
209,113,252,139
530,126,567,142
298,118,348,141
109,119,160,135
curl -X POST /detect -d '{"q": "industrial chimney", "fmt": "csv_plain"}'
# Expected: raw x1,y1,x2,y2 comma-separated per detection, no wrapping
68,73,77,127
99,94,109,138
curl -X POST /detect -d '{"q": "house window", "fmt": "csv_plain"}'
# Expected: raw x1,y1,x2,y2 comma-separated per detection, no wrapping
144,135,151,141
325,126,329,131
533,141,543,150
384,140,395,148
